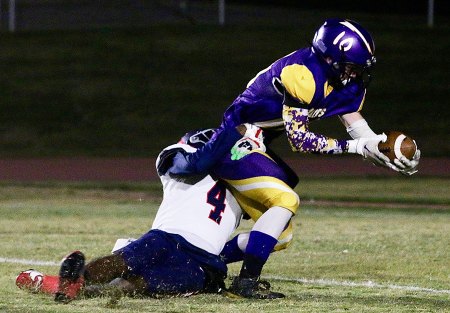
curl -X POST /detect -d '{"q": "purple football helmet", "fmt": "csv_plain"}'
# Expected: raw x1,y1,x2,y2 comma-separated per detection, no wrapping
312,18,376,87
179,128,216,149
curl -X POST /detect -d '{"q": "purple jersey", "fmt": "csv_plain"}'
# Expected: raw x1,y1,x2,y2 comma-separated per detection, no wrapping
167,48,367,179
222,47,366,134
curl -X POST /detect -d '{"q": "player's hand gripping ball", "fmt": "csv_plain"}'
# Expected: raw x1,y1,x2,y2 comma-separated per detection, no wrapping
377,131,417,162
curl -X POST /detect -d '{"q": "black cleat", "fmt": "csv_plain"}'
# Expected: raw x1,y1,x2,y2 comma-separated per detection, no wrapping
225,276,285,299
54,251,85,303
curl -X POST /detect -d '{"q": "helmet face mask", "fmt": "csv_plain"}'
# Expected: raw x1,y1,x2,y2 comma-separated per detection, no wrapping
312,18,376,88
332,55,376,88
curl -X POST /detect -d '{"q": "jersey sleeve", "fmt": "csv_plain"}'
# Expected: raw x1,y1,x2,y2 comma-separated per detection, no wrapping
282,105,349,154
156,147,186,177
168,127,242,176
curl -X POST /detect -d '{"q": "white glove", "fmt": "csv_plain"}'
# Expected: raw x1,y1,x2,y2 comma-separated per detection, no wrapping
393,147,421,176
348,134,400,171
230,124,266,161
243,123,264,141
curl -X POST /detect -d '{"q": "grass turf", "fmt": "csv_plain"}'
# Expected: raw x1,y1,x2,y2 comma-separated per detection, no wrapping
0,178,449,312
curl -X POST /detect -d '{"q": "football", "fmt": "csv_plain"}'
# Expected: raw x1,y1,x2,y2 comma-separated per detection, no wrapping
378,131,417,161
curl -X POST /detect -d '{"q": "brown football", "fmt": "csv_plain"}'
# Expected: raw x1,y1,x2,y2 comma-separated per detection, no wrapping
378,131,417,161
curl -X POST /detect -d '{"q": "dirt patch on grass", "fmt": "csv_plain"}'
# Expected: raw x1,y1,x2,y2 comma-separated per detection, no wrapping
0,156,448,182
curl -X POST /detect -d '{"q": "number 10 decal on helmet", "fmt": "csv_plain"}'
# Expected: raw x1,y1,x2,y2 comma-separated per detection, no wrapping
312,18,377,88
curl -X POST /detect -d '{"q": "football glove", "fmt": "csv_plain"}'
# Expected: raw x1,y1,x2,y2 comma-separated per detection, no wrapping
393,147,421,176
349,134,400,171
231,137,266,160
242,123,264,141
231,124,266,161
156,148,185,176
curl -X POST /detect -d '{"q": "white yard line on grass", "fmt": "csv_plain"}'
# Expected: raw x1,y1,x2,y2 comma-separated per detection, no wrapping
265,275,450,295
0,257,59,267
2,257,449,295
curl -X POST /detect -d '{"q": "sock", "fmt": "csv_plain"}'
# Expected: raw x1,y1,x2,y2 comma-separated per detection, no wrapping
220,235,244,264
239,231,277,279
40,275,59,294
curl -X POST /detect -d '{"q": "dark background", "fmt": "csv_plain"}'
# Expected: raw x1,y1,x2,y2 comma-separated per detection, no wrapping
230,0,449,15
0,1,448,158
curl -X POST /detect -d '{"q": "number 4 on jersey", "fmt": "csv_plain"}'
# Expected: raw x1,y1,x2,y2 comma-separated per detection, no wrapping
207,182,226,225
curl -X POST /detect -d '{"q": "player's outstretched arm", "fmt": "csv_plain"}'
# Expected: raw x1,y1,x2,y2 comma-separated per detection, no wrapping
347,134,397,169
283,106,415,173
167,124,264,177
165,126,241,177
341,113,419,174
282,105,348,154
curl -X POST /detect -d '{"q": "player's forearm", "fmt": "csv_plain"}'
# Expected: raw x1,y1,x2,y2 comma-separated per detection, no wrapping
340,113,377,139
187,127,241,173
282,105,348,154
170,126,242,176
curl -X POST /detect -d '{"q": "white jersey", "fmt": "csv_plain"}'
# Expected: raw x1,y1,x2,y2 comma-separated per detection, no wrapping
151,143,242,255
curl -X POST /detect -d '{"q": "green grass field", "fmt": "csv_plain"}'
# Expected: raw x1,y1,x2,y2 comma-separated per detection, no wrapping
0,178,449,312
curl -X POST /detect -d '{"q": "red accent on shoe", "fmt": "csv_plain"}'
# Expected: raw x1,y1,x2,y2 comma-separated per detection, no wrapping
16,270,44,292
16,270,60,295
41,275,60,294
58,277,85,300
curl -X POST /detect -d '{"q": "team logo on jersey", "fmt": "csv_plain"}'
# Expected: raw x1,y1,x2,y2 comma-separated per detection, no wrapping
308,108,326,119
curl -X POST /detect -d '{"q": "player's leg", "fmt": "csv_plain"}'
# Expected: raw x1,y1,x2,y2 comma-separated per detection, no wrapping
220,232,249,264
141,264,206,296
83,254,129,284
79,254,140,299
228,206,293,299
18,231,158,302
55,229,168,302
265,146,299,189
17,253,135,301
83,276,147,299
124,230,225,296
215,150,300,298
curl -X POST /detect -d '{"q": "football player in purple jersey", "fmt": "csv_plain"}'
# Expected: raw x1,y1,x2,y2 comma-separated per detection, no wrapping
167,18,420,299
220,18,420,171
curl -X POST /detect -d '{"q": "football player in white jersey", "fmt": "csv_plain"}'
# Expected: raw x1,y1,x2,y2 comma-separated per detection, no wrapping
15,125,266,302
